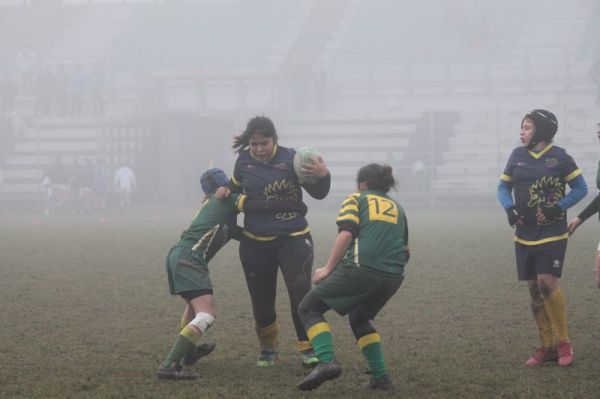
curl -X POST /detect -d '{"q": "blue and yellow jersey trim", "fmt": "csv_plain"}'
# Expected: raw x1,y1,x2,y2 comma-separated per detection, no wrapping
500,173,512,182
527,143,553,159
514,233,569,246
564,169,582,182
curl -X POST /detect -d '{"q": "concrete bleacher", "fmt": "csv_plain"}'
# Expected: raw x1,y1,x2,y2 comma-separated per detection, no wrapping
432,107,600,198
281,115,433,198
0,118,102,200
0,117,149,202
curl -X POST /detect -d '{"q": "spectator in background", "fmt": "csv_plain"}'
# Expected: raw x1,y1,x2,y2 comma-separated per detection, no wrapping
411,159,428,191
91,158,110,212
0,73,18,117
43,156,70,211
114,164,136,211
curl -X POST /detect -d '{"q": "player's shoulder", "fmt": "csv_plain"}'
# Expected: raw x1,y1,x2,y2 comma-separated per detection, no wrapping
273,145,295,161
548,144,568,156
343,191,361,203
511,146,527,156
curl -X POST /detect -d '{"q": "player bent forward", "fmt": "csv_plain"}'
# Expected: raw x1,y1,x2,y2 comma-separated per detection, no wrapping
296,163,409,391
157,168,307,379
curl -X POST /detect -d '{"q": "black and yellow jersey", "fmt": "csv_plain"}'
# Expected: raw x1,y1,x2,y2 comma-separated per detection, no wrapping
231,145,309,240
500,144,581,245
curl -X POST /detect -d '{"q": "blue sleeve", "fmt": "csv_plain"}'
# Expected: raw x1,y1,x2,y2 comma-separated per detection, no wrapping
497,180,514,210
557,174,588,210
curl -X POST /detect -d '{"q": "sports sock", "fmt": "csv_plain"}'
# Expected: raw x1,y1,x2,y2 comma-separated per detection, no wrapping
358,333,387,380
161,325,202,368
531,300,555,348
297,340,313,353
256,320,279,352
306,321,335,363
543,288,569,342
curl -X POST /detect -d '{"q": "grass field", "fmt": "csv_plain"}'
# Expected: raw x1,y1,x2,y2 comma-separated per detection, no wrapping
2,206,600,398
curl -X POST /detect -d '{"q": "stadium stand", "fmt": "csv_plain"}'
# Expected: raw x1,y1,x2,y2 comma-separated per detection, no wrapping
0,0,598,207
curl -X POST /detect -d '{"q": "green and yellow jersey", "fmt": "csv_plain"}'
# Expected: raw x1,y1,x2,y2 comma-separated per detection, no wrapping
175,194,245,261
336,190,408,276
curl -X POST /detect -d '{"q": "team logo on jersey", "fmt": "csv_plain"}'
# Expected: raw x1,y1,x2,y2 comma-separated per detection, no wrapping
246,164,256,169
263,179,300,220
273,162,288,170
552,259,561,269
545,158,559,168
528,176,564,224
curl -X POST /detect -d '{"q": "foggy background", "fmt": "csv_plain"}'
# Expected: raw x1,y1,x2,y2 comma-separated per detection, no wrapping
0,0,599,211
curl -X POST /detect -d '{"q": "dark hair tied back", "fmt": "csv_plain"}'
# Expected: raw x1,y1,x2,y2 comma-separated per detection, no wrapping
357,163,396,193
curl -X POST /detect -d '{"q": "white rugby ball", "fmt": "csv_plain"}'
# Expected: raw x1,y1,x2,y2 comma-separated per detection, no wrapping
293,146,321,185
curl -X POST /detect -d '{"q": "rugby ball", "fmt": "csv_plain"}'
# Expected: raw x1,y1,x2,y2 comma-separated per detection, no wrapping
293,146,321,185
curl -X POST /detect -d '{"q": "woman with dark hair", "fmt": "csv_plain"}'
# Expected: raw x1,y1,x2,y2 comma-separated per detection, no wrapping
229,115,331,368
497,109,587,367
157,168,308,380
296,163,409,392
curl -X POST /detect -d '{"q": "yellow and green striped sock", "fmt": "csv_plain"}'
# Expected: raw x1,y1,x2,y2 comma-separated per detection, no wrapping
358,333,386,380
162,325,202,368
307,322,335,363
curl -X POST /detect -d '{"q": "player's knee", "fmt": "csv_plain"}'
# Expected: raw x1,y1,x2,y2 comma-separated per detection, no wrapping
298,292,324,326
538,281,553,297
189,312,215,334
349,309,376,339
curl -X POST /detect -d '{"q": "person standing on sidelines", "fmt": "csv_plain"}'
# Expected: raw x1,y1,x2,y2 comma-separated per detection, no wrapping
229,116,330,368
114,164,136,211
158,168,308,380
296,163,409,391
567,122,600,288
497,109,588,367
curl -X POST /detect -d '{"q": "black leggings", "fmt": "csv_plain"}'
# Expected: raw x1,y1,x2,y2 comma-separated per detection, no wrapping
298,291,377,341
240,234,313,341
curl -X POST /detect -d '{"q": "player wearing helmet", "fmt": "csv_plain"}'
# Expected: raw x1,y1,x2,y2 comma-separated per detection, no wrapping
157,168,307,380
497,110,588,367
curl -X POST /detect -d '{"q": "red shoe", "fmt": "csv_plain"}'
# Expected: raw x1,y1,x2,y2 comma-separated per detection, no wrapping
525,346,558,366
557,341,574,366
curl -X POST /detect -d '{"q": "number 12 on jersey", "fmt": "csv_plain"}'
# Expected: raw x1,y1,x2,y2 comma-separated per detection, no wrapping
367,194,398,224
